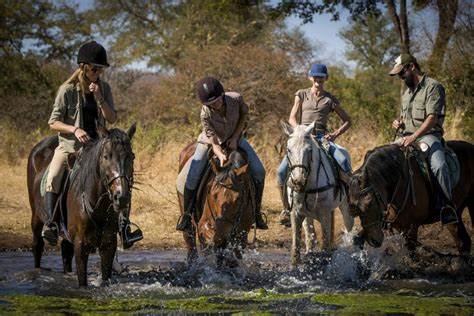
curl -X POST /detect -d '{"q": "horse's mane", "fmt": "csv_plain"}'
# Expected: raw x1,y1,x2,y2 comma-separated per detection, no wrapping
74,129,131,195
215,150,248,184
357,144,405,187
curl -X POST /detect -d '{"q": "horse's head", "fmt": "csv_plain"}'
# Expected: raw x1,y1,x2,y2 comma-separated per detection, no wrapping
208,150,251,234
97,123,136,213
281,121,317,192
348,171,384,248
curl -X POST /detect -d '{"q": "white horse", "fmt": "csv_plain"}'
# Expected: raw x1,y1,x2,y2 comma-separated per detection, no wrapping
281,122,354,267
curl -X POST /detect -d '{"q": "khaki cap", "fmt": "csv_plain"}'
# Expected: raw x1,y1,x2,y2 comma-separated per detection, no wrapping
389,53,417,76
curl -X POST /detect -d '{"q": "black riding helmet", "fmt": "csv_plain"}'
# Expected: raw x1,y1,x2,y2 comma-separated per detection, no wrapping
77,41,109,67
196,77,224,105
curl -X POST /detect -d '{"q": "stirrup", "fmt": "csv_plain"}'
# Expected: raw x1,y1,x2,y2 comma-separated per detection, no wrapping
42,222,59,246
121,221,143,249
279,209,291,228
440,205,458,225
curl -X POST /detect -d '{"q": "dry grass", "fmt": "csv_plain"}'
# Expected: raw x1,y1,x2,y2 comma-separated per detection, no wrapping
0,131,471,254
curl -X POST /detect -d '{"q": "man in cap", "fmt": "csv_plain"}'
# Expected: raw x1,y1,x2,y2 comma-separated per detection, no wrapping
390,53,458,224
176,77,268,232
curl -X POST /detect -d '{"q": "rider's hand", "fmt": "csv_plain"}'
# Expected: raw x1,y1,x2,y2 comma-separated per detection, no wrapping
401,134,416,147
217,152,228,167
74,128,91,144
227,137,239,151
89,82,102,99
324,132,337,142
392,118,403,129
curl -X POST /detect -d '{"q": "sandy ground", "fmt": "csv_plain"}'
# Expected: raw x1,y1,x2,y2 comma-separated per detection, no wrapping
0,140,471,255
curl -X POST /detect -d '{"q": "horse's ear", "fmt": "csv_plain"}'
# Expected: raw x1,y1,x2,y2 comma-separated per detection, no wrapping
127,122,137,140
234,164,248,176
304,122,315,135
281,120,293,136
97,124,109,138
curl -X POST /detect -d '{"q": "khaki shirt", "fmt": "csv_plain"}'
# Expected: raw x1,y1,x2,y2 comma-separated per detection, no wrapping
48,80,115,152
401,75,445,135
198,92,249,145
296,88,339,131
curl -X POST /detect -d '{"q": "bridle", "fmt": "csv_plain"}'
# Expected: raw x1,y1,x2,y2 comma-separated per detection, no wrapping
286,145,313,191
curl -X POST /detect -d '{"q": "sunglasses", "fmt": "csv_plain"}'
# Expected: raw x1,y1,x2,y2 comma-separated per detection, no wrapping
90,66,104,73
398,65,410,78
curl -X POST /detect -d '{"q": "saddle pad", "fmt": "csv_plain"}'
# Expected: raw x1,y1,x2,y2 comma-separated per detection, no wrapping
415,147,460,189
40,165,51,197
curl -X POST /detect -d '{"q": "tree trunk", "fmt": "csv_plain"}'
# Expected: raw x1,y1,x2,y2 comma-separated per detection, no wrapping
385,0,411,54
427,0,459,75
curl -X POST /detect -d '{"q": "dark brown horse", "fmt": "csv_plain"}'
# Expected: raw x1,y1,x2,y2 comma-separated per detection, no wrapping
178,143,255,267
348,140,473,256
27,125,136,286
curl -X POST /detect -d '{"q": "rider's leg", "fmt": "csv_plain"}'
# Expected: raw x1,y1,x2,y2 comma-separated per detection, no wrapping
239,139,268,229
277,157,291,227
176,142,209,232
43,146,69,245
426,138,457,224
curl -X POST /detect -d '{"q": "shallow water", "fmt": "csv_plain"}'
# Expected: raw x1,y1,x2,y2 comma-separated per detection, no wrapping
1,235,473,314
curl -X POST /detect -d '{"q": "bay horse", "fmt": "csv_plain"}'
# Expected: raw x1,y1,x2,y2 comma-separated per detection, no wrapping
178,143,255,267
348,141,474,256
27,124,136,286
281,122,354,267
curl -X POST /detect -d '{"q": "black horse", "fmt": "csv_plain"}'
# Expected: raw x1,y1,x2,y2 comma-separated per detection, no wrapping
349,140,473,255
27,124,136,286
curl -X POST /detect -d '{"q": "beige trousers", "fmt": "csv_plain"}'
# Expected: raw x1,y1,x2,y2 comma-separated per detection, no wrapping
46,144,75,193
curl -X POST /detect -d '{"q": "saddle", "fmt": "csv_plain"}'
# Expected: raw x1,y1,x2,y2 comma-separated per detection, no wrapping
406,143,460,211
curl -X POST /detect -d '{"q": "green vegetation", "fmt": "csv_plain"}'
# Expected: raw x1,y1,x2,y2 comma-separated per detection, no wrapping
2,292,473,314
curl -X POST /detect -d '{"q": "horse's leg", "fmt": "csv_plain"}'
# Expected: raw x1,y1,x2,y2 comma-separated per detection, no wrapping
99,229,117,285
321,210,334,251
183,226,198,265
61,239,74,273
303,218,317,254
446,214,471,256
31,214,44,269
339,198,354,232
405,225,419,257
74,238,90,287
290,210,304,267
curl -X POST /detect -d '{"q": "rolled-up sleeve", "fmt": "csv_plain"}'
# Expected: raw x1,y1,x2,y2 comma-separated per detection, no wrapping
48,85,68,125
103,82,115,111
200,106,216,138
426,83,445,117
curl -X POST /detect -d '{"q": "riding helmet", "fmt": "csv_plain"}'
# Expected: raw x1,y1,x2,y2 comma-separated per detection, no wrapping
196,77,224,105
77,41,110,67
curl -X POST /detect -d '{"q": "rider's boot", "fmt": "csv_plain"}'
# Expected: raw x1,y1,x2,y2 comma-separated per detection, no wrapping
254,181,268,230
41,192,59,246
278,184,291,228
176,188,197,232
440,202,458,225
121,218,143,249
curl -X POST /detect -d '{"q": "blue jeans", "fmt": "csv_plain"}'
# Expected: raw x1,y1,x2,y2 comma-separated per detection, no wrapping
184,139,266,190
417,134,453,200
276,134,352,186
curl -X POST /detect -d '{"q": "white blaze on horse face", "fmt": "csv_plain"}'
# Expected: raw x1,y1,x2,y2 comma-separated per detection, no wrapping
287,125,313,190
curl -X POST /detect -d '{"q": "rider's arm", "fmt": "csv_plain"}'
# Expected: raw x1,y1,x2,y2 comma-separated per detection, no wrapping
48,85,75,134
331,104,352,139
288,95,302,127
229,95,249,142
201,107,226,162
412,114,437,139
96,81,116,124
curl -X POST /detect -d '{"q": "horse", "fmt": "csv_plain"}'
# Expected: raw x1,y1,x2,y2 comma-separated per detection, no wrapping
177,144,255,267
27,124,136,286
348,141,474,256
281,122,354,267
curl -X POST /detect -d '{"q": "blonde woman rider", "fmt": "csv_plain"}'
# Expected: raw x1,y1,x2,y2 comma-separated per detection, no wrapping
43,41,142,248
278,63,352,226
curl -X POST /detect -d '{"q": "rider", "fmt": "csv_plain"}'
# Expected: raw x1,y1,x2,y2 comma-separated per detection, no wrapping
389,53,458,224
278,63,352,226
43,41,142,248
176,76,268,232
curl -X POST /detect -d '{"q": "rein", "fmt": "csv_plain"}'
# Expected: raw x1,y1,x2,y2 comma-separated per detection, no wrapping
354,147,415,229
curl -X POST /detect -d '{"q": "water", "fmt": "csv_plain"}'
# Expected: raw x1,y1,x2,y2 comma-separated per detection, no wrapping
0,234,473,314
